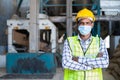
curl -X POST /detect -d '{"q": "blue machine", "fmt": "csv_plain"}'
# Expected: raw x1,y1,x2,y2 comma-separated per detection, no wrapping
6,12,58,79
6,53,56,74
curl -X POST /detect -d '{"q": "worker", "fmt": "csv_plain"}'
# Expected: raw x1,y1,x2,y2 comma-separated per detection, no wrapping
62,8,109,80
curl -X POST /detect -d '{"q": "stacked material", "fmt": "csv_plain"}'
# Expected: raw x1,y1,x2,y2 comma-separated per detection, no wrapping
100,0,120,15
107,44,120,80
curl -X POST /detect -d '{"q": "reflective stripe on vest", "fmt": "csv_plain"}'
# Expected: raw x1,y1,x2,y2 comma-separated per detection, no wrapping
64,36,103,80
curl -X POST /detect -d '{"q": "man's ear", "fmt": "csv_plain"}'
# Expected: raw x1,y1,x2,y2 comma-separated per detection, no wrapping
91,22,94,28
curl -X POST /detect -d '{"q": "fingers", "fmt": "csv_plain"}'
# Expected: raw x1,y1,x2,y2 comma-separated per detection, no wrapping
72,57,79,62
96,52,103,57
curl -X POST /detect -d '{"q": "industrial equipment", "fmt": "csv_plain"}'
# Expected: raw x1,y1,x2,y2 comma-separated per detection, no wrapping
7,14,57,53
6,13,57,78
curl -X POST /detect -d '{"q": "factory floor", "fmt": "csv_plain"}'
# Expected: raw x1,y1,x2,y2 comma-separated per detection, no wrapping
0,67,115,80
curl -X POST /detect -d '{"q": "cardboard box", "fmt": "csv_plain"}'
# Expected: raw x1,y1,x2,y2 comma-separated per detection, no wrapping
13,30,51,52
13,30,28,46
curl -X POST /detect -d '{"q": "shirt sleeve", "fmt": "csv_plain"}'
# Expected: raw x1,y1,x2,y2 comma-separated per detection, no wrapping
78,38,109,68
85,38,109,68
62,40,93,71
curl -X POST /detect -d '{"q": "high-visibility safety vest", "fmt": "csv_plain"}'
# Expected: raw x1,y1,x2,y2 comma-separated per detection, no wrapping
64,36,103,80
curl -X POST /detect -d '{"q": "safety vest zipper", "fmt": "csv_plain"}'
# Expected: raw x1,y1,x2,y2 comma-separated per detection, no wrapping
84,71,86,80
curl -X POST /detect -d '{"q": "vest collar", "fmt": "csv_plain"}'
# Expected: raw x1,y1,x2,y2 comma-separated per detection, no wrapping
77,35,92,42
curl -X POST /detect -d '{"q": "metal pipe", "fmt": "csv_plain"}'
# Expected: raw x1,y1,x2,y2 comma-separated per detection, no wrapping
40,0,43,13
66,0,72,37
29,0,40,52
109,21,112,35
97,22,100,36
97,0,100,16
43,4,92,7
49,16,120,22
16,0,23,15
44,0,49,4
97,16,120,21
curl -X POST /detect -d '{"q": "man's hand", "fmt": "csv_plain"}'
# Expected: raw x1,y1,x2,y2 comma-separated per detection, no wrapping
72,56,79,62
96,52,103,57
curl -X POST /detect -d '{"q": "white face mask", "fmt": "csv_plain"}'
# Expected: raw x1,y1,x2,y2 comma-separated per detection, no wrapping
78,25,92,35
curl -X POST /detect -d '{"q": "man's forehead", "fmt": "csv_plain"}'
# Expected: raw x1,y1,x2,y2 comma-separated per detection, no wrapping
78,18,92,22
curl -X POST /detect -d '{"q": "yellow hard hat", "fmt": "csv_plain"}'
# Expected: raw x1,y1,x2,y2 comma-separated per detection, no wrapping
76,8,95,22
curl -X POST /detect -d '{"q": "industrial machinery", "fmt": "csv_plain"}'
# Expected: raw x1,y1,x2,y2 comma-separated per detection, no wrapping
7,14,57,53
6,13,57,78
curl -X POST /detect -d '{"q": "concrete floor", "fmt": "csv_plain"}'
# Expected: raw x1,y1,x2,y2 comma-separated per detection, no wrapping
0,68,115,80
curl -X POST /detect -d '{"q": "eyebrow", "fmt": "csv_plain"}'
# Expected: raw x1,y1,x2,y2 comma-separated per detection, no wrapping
79,21,93,23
